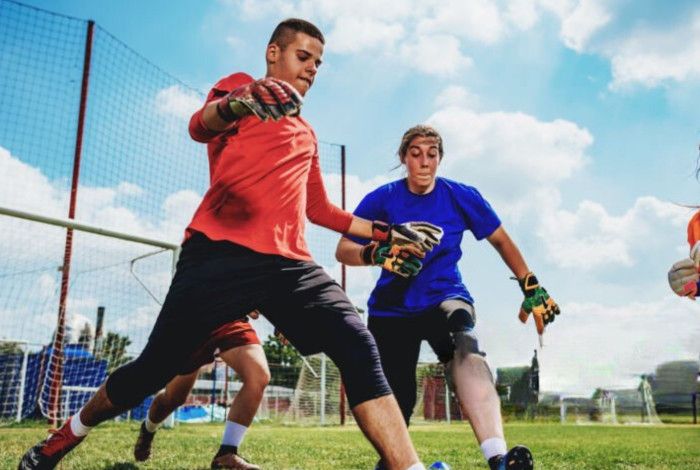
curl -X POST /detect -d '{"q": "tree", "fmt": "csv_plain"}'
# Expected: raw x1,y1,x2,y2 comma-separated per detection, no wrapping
96,332,132,373
263,334,302,368
263,334,302,388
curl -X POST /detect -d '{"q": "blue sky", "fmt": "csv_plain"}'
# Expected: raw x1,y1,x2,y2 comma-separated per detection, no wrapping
3,0,700,395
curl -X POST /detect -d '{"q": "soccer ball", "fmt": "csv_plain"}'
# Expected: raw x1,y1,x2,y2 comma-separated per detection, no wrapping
429,462,451,470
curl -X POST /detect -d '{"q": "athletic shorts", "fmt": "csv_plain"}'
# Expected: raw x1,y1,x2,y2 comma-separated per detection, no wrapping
179,318,261,374
105,231,390,409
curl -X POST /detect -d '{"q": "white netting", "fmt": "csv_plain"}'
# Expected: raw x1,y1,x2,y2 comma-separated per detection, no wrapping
0,215,177,424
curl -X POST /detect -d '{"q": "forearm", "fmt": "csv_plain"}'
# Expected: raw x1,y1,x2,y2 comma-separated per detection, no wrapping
345,216,374,240
487,226,530,279
336,237,367,266
188,101,233,142
201,99,236,132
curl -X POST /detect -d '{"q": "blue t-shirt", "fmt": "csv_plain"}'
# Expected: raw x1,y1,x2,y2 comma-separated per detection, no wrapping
349,177,501,318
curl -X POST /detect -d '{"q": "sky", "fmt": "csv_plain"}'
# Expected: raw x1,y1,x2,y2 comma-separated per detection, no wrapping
1,0,700,396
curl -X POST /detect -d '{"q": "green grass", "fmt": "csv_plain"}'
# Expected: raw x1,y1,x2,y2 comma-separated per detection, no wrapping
2,421,699,469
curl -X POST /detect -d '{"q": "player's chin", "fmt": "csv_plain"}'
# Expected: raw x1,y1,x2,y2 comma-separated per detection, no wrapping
296,79,312,95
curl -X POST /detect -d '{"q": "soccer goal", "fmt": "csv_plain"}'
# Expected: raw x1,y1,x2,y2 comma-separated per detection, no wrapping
0,206,179,425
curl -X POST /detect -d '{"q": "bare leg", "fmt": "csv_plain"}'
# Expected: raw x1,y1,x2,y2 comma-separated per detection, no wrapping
352,394,421,470
147,371,199,424
219,344,270,426
80,384,129,426
450,354,504,443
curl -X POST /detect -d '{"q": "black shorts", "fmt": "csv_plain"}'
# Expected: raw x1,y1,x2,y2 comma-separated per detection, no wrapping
106,232,389,408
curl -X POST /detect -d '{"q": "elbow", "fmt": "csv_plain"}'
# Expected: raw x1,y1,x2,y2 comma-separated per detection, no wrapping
335,243,344,263
188,110,214,143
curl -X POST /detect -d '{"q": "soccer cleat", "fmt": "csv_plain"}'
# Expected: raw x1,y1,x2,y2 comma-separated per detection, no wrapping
133,421,156,462
17,418,85,470
373,459,387,470
488,445,534,470
210,445,260,470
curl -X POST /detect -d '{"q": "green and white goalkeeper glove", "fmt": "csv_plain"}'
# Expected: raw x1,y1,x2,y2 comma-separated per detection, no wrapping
361,242,422,278
370,220,443,254
516,272,560,335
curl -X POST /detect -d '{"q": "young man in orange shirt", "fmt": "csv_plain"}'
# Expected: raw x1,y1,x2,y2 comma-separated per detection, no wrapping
20,18,438,470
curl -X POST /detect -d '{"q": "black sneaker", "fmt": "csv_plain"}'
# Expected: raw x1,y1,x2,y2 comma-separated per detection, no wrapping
133,421,156,462
488,445,534,470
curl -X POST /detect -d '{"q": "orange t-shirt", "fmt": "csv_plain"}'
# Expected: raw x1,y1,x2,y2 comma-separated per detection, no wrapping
186,73,353,261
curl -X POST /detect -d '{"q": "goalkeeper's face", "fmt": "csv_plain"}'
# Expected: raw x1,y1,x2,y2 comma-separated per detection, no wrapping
403,136,441,193
267,32,324,97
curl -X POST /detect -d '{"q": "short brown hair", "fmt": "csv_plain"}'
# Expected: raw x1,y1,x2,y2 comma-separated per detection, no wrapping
397,125,444,162
269,18,325,50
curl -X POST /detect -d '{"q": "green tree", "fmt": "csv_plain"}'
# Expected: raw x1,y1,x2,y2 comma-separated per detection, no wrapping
97,332,132,373
263,334,302,388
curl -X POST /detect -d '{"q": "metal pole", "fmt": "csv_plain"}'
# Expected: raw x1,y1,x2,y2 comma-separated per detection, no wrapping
693,393,697,425
320,354,327,425
445,378,451,424
50,19,94,426
339,144,347,425
211,360,218,422
93,306,104,356
16,345,29,423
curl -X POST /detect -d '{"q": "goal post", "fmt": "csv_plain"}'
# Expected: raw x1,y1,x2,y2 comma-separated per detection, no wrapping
0,205,179,424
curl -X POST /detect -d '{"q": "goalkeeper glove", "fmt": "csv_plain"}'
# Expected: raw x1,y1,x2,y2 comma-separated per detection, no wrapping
515,272,560,335
370,220,443,253
216,77,303,122
361,242,422,278
667,258,699,299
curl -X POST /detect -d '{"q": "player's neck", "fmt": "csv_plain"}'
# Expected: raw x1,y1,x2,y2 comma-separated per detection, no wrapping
405,178,436,195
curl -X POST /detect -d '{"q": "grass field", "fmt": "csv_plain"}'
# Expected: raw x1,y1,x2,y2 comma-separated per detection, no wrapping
2,421,699,469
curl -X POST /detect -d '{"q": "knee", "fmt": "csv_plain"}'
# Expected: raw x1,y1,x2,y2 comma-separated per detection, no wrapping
106,355,178,409
325,327,391,408
240,363,271,394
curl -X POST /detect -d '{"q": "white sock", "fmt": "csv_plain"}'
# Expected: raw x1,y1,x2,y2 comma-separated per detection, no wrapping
405,464,426,470
144,416,160,433
221,421,248,447
69,408,93,437
481,437,508,461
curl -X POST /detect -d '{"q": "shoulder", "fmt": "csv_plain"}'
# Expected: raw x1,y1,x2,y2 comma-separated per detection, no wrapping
209,72,255,97
368,178,405,198
436,177,483,198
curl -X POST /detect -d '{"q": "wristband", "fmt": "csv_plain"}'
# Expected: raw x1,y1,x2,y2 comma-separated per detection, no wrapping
371,221,390,242
216,96,238,122
360,243,375,265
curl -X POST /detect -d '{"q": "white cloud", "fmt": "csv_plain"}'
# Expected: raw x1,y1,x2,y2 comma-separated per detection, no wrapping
559,0,612,52
326,17,404,54
506,0,541,31
417,0,505,45
608,14,700,89
155,85,202,121
540,197,689,270
435,85,480,110
399,35,473,77
429,106,591,190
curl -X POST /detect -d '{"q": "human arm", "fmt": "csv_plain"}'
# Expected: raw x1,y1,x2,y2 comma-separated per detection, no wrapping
487,226,559,334
188,75,302,142
486,226,530,279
